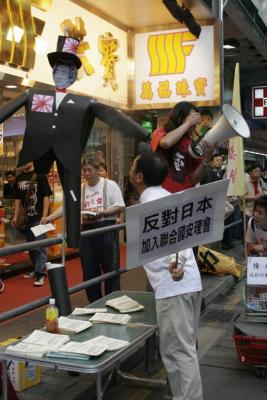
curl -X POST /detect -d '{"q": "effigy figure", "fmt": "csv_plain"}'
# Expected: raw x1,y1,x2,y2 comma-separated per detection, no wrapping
0,36,147,247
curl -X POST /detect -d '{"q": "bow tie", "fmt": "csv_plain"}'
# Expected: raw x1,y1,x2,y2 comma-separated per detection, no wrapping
56,88,67,93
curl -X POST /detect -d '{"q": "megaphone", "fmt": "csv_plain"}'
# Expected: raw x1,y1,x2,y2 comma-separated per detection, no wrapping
188,104,250,159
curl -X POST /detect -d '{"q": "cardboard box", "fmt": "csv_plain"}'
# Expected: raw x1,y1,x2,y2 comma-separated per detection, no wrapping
8,361,42,392
0,338,42,392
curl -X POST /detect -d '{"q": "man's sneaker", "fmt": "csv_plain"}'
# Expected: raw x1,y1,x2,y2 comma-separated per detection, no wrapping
33,275,45,286
0,279,4,293
23,271,35,279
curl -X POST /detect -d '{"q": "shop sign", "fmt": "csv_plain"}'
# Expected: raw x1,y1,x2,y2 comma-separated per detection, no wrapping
0,0,53,70
126,179,229,269
62,19,120,91
0,1,128,105
134,26,215,107
252,86,267,119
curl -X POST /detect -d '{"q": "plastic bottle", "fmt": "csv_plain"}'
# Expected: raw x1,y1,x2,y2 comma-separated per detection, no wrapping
45,298,59,333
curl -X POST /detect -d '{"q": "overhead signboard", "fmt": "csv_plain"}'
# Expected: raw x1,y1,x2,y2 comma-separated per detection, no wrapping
0,0,128,105
252,86,267,119
126,179,229,269
134,25,218,108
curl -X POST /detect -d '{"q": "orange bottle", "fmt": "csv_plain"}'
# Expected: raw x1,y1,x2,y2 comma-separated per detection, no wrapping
45,298,59,333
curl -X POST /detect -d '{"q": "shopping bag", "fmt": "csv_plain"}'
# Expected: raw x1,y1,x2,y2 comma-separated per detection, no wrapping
197,245,242,278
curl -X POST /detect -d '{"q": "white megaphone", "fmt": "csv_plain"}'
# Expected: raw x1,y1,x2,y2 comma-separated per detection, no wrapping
188,104,250,159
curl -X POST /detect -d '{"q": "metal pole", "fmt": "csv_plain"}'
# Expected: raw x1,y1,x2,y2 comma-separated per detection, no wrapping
96,373,103,400
0,223,126,256
2,360,8,400
219,0,224,106
61,193,66,265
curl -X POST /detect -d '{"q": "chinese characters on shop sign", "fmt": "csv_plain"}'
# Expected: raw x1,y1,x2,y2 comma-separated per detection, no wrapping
135,25,215,105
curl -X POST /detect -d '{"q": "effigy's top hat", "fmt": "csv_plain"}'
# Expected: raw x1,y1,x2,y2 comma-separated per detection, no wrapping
47,36,82,69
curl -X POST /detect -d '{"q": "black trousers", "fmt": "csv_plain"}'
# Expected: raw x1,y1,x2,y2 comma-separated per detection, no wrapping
80,220,121,303
33,149,81,248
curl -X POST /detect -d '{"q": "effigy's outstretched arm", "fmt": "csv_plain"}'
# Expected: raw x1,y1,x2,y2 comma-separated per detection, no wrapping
91,101,148,140
0,92,28,124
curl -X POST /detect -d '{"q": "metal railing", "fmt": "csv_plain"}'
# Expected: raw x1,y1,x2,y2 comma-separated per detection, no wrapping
0,218,243,323
0,223,127,323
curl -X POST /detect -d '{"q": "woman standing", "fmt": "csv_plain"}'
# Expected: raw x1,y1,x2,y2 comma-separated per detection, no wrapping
150,101,213,193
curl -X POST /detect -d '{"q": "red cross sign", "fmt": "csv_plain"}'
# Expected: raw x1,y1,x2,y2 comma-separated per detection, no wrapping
252,86,267,119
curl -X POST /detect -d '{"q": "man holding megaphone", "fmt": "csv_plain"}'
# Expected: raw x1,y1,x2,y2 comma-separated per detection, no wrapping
150,101,216,194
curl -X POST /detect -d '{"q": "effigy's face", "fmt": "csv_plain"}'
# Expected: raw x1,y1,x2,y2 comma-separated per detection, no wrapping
53,64,77,88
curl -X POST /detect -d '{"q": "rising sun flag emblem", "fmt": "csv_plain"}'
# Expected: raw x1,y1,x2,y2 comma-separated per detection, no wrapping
31,95,54,113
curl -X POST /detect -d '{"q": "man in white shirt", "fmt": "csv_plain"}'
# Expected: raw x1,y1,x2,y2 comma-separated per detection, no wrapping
129,150,203,400
242,165,264,220
80,159,125,302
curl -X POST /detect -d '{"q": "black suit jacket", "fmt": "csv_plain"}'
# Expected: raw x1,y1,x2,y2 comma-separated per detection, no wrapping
0,89,147,177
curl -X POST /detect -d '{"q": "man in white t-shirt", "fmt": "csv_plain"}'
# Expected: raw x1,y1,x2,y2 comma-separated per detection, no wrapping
81,159,125,302
129,150,203,400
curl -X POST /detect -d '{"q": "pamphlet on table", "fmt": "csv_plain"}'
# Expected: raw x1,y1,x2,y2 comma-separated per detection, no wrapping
58,316,92,333
90,312,131,325
71,307,107,315
106,295,144,313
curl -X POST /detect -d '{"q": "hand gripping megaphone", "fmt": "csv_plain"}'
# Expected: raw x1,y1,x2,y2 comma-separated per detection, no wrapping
188,104,251,159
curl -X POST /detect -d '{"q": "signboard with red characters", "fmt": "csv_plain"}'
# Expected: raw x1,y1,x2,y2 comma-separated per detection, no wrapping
252,86,267,119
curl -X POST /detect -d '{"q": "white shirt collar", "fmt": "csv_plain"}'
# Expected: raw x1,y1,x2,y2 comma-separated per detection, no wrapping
140,186,169,203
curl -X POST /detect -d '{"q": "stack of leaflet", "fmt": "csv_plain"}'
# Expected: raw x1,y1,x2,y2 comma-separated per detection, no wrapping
90,313,131,325
48,335,129,359
106,295,144,313
58,316,92,333
71,307,107,315
5,330,129,360
5,330,70,358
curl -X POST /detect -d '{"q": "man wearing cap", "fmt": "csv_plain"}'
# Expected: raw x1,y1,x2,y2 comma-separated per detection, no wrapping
0,36,147,248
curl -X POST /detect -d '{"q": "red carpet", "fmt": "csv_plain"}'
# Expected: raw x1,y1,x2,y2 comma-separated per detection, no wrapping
0,246,126,314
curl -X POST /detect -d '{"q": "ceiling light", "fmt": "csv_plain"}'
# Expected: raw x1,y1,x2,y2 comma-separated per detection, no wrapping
259,2,267,25
21,77,35,87
5,85,18,89
35,37,48,54
244,150,267,157
223,39,239,49
223,44,235,49
6,26,24,43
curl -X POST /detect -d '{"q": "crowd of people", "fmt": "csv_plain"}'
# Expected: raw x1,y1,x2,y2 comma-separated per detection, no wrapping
1,100,267,400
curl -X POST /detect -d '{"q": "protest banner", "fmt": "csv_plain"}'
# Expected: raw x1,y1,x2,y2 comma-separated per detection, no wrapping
126,179,229,268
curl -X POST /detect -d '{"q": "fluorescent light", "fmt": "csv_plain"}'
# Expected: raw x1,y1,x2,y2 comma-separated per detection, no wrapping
21,77,34,87
6,26,24,43
223,44,235,49
127,60,135,78
35,37,48,54
5,85,18,89
244,150,267,157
